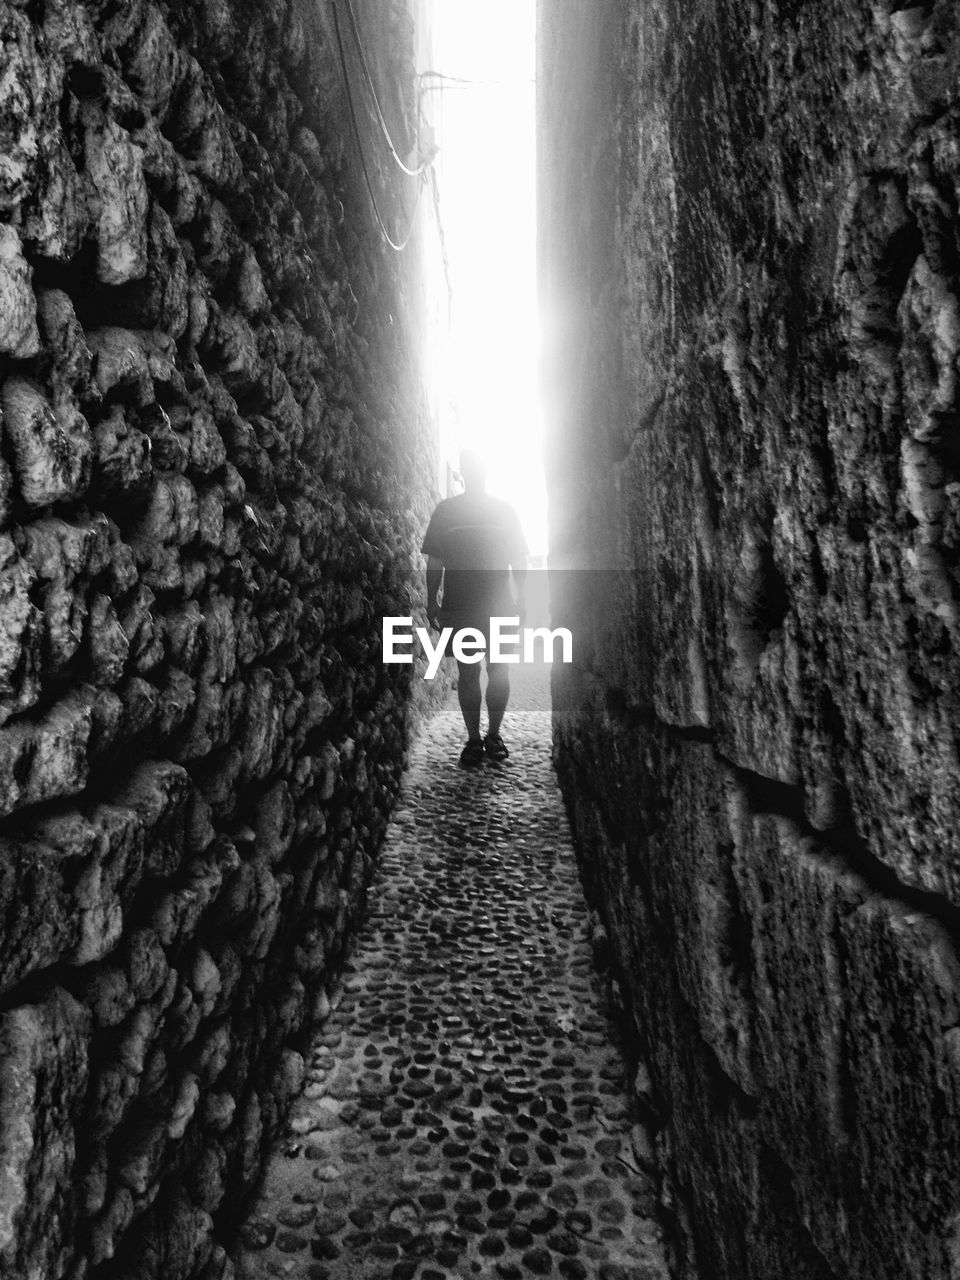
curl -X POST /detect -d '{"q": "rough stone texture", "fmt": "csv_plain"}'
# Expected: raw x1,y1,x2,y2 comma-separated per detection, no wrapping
0,3,441,1278
539,2,960,1278
0,988,90,1280
236,663,671,1280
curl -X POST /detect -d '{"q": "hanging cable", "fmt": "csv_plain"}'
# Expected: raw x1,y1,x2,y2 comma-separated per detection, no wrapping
417,70,536,86
335,0,431,177
330,0,424,251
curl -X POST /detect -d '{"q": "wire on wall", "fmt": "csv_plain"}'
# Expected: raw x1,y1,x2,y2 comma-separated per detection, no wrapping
330,0,425,251
340,0,434,177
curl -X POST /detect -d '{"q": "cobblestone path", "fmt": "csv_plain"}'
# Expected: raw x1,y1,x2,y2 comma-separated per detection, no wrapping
235,665,670,1280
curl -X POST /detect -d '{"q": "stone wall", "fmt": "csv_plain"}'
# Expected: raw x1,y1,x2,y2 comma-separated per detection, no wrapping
0,2,438,1277
539,2,960,1277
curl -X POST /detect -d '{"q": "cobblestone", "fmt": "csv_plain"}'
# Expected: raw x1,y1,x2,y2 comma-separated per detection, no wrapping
235,664,670,1280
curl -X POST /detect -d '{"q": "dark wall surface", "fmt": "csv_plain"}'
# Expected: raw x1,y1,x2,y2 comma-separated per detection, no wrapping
539,2,960,1277
0,2,438,1277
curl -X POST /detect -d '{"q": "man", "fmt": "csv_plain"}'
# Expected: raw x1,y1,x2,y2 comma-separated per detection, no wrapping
422,450,528,767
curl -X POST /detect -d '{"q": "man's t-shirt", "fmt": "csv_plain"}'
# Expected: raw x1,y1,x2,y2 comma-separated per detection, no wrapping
421,492,528,623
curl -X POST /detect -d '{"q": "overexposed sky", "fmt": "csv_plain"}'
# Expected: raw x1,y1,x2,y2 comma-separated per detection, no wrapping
427,1,546,558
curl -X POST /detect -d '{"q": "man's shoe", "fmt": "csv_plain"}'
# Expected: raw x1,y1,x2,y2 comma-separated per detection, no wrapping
459,738,485,768
483,733,509,762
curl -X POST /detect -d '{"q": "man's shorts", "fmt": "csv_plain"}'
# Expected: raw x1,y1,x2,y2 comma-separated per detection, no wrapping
438,605,519,664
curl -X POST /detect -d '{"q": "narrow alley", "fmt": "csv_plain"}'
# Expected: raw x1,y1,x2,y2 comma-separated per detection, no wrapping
236,665,668,1280
3,3,960,1278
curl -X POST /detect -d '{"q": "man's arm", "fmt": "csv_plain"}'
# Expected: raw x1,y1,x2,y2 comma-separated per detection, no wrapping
426,556,443,629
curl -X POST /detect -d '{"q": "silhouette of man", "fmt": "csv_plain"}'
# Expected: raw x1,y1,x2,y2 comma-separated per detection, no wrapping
422,450,528,766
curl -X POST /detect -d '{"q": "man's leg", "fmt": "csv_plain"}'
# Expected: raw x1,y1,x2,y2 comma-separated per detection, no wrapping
485,660,510,739
456,660,483,741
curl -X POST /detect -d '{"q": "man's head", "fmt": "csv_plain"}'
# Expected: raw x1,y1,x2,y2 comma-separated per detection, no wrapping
459,449,487,493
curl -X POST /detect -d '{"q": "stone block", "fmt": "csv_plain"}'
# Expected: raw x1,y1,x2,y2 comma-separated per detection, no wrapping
20,513,112,582
40,575,86,676
125,929,169,1002
151,854,229,949
124,202,189,336
37,290,92,389
0,686,99,816
727,799,960,1278
187,409,228,475
87,592,130,684
42,0,102,72
22,140,90,261
120,2,184,120
85,117,149,285
120,584,161,671
1,378,91,507
113,760,191,877
87,327,153,400
253,780,295,863
171,55,241,192
0,823,87,995
0,544,41,726
77,965,136,1028
187,1141,227,1213
240,667,283,780
154,667,198,737
93,404,154,499
0,9,61,213
203,306,262,392
0,988,90,1280
0,226,40,356
87,1185,134,1265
